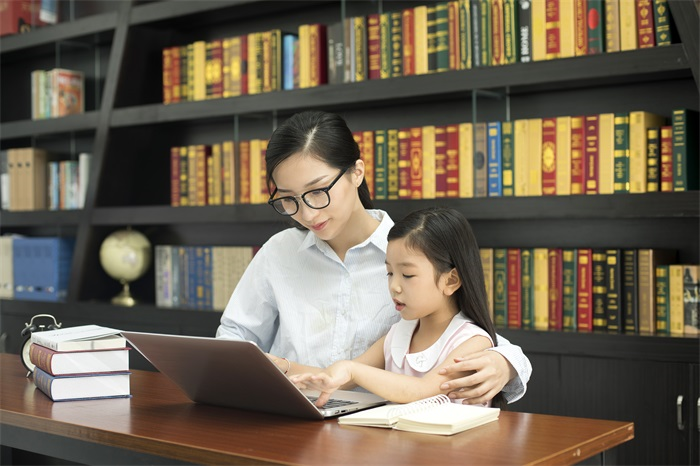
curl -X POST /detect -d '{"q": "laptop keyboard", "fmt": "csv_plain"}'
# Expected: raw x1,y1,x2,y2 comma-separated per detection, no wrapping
307,397,358,409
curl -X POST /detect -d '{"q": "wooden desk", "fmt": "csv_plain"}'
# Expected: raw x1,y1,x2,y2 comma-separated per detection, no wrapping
0,354,633,465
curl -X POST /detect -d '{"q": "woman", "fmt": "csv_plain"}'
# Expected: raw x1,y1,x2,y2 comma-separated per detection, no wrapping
217,110,531,405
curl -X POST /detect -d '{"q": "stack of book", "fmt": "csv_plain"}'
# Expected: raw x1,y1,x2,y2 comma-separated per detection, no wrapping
29,325,131,401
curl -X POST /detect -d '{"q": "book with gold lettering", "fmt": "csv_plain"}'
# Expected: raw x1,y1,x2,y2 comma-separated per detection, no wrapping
606,249,623,333
533,248,549,331
548,249,563,331
555,116,571,195
481,248,494,320
387,129,400,200
374,129,388,200
605,0,621,52
422,125,436,199
659,125,673,192
577,249,593,332
592,249,608,331
598,113,615,194
584,115,599,194
541,117,557,195
435,125,448,198
672,109,699,191
636,0,655,48
629,111,665,193
507,248,522,329
638,249,676,334
458,122,474,198
409,127,423,199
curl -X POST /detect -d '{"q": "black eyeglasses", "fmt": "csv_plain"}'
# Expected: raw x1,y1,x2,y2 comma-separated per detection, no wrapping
268,167,349,216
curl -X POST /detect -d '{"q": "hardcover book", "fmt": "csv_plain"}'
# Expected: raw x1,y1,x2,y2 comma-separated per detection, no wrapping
507,248,522,329
638,249,676,334
29,344,129,376
606,249,623,333
31,325,125,352
34,367,131,402
655,265,670,335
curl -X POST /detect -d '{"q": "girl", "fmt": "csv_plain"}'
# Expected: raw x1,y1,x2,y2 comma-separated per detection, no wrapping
290,207,504,408
216,110,530,405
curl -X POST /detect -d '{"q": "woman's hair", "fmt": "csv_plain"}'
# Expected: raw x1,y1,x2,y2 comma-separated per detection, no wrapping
387,207,505,409
265,110,373,210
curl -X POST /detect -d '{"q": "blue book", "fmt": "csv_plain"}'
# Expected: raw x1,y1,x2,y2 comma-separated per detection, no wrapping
194,246,205,309
171,245,181,308
487,121,502,197
13,237,74,302
282,34,298,90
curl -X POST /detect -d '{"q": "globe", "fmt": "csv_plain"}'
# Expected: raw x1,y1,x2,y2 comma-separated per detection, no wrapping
99,228,152,306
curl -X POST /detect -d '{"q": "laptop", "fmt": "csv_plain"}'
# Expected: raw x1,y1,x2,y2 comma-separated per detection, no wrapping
121,331,386,420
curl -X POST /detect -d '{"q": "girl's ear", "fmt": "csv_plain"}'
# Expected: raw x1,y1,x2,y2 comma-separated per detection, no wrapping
442,268,462,296
353,159,365,187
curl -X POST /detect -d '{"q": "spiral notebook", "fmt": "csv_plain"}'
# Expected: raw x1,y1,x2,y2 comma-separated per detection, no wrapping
338,394,500,435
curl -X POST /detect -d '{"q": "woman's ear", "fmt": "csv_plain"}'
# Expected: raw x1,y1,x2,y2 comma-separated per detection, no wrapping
442,268,462,296
353,159,366,187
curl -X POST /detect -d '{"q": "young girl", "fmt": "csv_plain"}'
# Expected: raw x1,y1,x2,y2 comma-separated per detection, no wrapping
216,110,530,405
291,207,504,408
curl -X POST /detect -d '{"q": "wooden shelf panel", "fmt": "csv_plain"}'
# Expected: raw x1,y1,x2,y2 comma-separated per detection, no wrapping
85,192,698,226
1,210,84,228
110,46,690,127
498,328,700,364
1,112,99,140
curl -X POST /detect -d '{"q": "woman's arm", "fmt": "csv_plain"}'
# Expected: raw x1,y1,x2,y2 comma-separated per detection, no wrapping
293,335,491,406
438,333,533,404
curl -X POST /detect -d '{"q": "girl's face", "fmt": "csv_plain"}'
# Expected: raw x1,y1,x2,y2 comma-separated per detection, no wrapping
385,237,456,321
270,152,361,242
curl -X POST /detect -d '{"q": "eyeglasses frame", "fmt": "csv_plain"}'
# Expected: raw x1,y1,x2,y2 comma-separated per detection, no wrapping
267,166,351,216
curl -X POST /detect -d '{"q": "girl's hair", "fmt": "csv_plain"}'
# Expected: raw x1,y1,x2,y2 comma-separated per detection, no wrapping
265,110,373,210
387,207,505,409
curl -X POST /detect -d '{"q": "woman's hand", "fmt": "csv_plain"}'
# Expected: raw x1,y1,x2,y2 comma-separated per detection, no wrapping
438,350,515,405
290,361,353,407
265,353,291,375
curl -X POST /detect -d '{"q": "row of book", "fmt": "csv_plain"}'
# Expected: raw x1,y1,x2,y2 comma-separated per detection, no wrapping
161,0,676,102
0,0,57,38
168,108,697,208
1,148,91,212
30,325,131,402
479,247,700,337
155,245,257,311
30,68,85,120
0,235,75,301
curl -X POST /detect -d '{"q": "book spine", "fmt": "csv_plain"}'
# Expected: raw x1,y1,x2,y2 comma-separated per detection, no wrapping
33,367,56,400
493,248,508,328
669,265,683,336
458,0,472,69
379,14,391,79
646,127,660,192
427,5,438,72
473,123,488,197
682,265,700,336
503,0,519,64
555,116,572,195
398,128,412,199
362,131,375,199
659,125,673,192
606,249,623,333
619,0,638,50
592,249,608,331
368,14,381,80
528,118,543,196
613,112,630,193
655,265,670,335
29,343,56,375
637,249,655,334
514,119,529,196
541,117,557,195
481,248,495,319
471,0,482,67
435,126,448,198
409,127,422,199
507,248,522,329
587,0,605,54
414,6,428,75
170,146,180,206
545,0,561,59
533,247,549,331
448,1,461,70
422,126,436,199
435,3,449,72
478,0,492,66
445,124,460,198
548,248,563,331
584,114,599,194
518,0,531,62
374,129,388,200
390,12,403,77
653,0,671,46
487,121,502,197
491,0,505,66
387,129,399,200
672,109,699,191
520,248,534,330
562,249,578,331
403,8,415,76
574,0,588,55
501,121,515,196
636,0,655,48
605,0,620,52
577,248,593,332
458,122,474,198
622,249,638,333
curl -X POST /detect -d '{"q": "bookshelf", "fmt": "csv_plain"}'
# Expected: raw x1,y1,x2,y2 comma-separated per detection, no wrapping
1,1,698,464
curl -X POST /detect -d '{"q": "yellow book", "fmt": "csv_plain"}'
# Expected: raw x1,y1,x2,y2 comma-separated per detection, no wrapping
210,143,222,205
353,17,367,82
533,248,549,330
619,0,638,51
531,0,546,61
247,32,263,94
422,125,436,199
559,0,575,58
514,119,530,197
555,116,571,196
669,265,685,337
528,118,543,196
446,124,460,197
660,126,673,192
249,139,262,204
222,140,236,205
414,5,429,74
298,25,310,88
598,113,615,194
629,111,665,193
458,122,474,198
480,248,494,320
192,40,207,101
187,145,198,205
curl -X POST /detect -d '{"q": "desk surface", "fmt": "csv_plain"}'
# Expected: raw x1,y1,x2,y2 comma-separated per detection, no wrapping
0,353,633,465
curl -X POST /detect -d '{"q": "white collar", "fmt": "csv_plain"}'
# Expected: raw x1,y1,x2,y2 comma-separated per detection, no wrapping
391,313,471,372
298,209,393,255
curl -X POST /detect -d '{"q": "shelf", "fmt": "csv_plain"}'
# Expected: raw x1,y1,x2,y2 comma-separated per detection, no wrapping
1,209,84,228
0,12,117,60
90,204,286,225
498,328,700,364
1,112,100,140
109,45,691,127
88,192,698,226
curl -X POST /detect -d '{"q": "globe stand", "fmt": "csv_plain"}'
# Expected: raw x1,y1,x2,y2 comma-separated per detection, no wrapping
112,280,136,307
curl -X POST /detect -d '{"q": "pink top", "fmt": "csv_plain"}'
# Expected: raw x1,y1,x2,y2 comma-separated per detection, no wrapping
383,313,494,405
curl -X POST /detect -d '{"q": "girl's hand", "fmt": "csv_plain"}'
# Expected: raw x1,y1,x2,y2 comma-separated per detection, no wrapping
290,361,353,407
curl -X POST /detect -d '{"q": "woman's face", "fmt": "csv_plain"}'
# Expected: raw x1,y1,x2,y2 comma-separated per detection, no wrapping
270,152,361,242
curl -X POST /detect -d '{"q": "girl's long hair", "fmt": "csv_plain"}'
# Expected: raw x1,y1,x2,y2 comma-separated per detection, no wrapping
387,207,505,409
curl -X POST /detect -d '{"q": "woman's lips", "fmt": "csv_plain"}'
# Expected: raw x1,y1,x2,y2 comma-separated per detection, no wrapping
310,220,328,231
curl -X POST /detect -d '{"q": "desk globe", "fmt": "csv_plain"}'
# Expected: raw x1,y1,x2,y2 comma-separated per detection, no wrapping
99,228,152,306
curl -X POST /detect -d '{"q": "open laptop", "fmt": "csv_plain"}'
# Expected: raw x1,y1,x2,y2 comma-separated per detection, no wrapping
121,331,385,420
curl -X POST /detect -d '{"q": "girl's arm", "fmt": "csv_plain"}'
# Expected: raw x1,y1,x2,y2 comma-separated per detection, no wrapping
293,335,491,405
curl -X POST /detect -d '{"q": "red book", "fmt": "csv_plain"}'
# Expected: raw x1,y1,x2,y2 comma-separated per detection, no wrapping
447,1,460,70
239,140,251,204
362,131,375,198
445,124,460,197
545,0,561,59
0,0,45,37
170,146,180,206
659,125,673,192
402,8,415,76
398,128,412,199
570,115,586,194
409,127,423,199
541,117,557,195
367,14,381,80
434,125,448,198
491,0,505,65
636,0,655,48
309,24,328,86
507,249,522,329
548,248,563,331
577,248,593,332
584,114,599,194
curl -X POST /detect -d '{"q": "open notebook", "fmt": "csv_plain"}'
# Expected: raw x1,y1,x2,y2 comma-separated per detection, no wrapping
338,394,500,435
121,331,385,420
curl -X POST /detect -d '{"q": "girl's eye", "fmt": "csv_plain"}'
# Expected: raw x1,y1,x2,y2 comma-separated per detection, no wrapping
386,272,393,277
402,275,414,279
